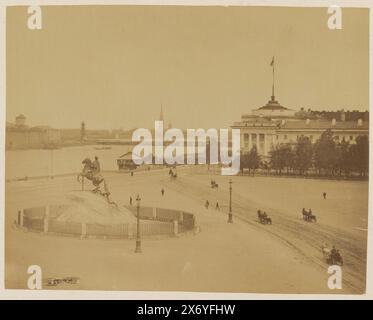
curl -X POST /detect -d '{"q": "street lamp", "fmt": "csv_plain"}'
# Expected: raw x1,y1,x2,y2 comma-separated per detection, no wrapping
50,149,54,179
228,179,233,223
135,194,142,253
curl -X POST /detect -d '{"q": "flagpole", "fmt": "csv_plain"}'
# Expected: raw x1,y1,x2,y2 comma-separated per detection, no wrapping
272,57,275,99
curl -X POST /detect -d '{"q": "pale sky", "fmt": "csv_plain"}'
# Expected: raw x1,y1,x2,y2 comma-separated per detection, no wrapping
6,5,369,130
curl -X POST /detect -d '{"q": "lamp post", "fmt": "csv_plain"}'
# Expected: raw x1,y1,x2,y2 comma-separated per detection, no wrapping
228,179,233,223
135,194,142,253
50,149,54,179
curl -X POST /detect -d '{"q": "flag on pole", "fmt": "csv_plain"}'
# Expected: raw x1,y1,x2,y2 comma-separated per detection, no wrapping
270,56,274,67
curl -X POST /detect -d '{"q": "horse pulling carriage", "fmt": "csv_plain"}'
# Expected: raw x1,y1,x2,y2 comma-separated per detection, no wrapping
322,245,343,266
169,168,177,179
210,180,219,189
257,210,272,225
302,209,317,222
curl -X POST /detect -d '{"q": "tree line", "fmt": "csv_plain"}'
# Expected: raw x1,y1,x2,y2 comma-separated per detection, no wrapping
240,129,369,178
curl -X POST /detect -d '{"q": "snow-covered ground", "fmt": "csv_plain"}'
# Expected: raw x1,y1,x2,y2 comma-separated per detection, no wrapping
5,168,368,293
54,191,136,224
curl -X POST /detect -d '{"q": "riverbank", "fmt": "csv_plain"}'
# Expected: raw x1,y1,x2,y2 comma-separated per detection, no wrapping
5,144,133,180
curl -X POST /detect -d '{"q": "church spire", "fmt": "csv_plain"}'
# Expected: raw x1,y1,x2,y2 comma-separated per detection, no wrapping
159,100,164,122
270,56,275,101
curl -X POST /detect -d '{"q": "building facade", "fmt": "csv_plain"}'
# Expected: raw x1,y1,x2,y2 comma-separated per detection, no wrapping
232,95,369,158
6,115,62,150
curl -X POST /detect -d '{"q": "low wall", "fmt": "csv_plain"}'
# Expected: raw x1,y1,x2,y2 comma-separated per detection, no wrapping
124,205,195,226
17,205,196,239
49,220,82,236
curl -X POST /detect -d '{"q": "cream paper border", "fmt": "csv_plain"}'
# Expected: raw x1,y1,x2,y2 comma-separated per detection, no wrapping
0,0,371,300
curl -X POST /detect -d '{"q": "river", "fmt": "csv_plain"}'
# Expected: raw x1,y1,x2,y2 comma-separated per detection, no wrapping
5,145,133,180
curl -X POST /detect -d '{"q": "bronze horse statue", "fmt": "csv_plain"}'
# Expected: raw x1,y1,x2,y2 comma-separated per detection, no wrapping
77,158,117,207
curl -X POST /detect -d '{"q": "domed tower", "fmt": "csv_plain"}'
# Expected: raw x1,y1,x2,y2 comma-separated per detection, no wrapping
251,57,295,119
159,105,164,122
15,114,26,126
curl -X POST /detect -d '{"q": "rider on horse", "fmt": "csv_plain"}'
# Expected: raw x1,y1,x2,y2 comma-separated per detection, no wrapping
92,156,101,174
79,158,109,196
77,157,118,207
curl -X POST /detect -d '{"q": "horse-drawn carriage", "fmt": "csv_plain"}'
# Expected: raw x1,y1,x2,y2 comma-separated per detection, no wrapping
322,245,343,266
210,180,218,189
169,168,177,179
257,210,272,225
302,209,317,222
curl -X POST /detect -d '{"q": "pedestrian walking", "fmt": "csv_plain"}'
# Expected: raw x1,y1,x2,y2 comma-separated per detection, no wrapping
161,188,165,196
215,201,220,210
323,192,327,199
129,196,133,206
205,200,210,209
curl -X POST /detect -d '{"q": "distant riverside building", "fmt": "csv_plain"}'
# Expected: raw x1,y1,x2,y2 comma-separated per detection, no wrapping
6,115,61,150
231,94,369,158
117,151,138,170
15,114,26,126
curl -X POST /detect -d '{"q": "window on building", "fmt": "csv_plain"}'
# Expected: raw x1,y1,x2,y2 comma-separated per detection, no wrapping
350,136,354,141
251,134,257,146
243,134,248,148
284,135,287,140
259,134,265,153
310,135,313,142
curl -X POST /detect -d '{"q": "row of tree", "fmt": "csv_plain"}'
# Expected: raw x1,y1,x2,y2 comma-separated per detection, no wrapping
240,129,369,178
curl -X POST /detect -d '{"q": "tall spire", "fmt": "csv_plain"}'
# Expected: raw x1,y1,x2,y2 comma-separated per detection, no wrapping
270,56,275,101
159,100,164,122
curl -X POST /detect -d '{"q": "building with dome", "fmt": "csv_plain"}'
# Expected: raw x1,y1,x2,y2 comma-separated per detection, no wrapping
6,115,61,149
15,114,27,126
232,57,369,158
232,94,369,158
251,95,296,119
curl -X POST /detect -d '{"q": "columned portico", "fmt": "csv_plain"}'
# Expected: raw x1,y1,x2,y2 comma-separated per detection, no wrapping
231,90,295,158
231,64,368,158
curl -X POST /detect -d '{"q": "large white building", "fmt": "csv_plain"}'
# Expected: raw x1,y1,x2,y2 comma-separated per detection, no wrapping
231,94,369,158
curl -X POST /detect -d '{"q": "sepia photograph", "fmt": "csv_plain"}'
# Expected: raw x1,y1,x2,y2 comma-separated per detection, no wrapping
2,2,370,297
